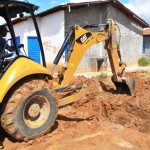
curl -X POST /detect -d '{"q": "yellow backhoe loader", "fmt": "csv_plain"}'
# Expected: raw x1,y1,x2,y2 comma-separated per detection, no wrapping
0,0,135,141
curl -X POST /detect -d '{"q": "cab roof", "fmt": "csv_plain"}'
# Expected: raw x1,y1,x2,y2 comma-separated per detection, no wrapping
0,0,38,18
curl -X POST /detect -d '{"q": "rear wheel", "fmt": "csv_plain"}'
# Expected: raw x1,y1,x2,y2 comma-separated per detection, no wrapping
1,78,57,141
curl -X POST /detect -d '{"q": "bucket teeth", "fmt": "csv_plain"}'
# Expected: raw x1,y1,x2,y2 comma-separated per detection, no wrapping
113,77,136,96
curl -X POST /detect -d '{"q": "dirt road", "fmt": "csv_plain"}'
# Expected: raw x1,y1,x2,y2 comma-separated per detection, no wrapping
1,70,150,150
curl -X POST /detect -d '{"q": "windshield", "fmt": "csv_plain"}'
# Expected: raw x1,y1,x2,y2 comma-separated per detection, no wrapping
0,1,46,66
0,1,39,57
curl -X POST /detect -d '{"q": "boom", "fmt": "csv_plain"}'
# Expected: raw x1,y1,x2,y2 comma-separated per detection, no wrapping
51,19,135,96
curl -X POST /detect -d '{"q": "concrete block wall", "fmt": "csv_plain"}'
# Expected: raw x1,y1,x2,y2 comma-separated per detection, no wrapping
65,3,144,71
107,5,143,65
65,4,108,72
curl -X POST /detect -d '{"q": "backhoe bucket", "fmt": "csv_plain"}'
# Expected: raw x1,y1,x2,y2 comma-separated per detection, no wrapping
113,77,136,96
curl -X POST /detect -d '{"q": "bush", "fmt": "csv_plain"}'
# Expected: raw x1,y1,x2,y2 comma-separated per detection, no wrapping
96,72,108,80
138,57,150,66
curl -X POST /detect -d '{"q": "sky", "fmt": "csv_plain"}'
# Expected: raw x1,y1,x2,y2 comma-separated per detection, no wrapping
28,0,150,24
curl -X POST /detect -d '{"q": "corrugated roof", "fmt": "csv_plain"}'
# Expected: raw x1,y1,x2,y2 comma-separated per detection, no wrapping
143,28,150,36
11,0,149,28
37,0,149,28
37,0,113,17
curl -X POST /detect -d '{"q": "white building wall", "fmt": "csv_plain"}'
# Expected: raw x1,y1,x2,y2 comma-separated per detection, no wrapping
8,11,65,69
40,10,65,67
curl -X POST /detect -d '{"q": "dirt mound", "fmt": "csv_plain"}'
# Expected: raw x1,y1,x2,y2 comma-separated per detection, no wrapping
67,73,150,133
110,77,150,133
54,72,150,135
1,72,150,150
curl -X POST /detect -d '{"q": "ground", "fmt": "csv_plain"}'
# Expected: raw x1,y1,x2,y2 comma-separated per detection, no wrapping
1,69,150,150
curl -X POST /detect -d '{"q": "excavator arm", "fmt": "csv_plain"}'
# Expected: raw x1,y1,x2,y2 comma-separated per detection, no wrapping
51,19,135,96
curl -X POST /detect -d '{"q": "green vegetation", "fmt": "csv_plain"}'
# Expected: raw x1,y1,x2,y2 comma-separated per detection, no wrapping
96,72,108,80
138,57,150,66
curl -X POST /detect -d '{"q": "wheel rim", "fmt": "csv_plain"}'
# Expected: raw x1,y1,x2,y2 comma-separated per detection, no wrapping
23,95,50,129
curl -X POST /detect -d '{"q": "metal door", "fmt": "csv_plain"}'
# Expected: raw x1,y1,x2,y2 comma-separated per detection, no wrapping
28,36,40,64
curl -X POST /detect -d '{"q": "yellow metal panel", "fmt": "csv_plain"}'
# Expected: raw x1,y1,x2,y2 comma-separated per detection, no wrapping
0,57,52,103
61,26,108,87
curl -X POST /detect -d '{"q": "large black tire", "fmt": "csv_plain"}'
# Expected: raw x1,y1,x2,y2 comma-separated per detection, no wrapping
1,77,58,141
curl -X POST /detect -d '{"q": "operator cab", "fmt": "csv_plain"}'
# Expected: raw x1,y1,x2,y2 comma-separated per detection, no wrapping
0,0,46,74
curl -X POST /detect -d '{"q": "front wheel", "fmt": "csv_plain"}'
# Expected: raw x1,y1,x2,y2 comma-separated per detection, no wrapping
1,78,57,141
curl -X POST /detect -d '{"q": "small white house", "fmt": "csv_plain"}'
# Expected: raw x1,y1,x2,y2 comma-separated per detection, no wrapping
6,0,149,72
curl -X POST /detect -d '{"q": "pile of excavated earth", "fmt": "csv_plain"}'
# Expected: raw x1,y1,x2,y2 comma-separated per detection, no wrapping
1,70,150,150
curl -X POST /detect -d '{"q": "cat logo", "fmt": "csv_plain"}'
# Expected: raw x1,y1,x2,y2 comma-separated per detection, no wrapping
76,32,93,45
80,34,87,43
